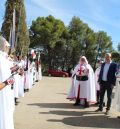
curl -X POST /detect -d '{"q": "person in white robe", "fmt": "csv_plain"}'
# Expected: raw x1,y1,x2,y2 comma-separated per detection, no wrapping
38,62,42,80
29,61,34,86
24,59,33,90
12,58,20,101
8,56,20,105
67,56,96,107
114,72,120,118
0,36,15,129
95,60,103,104
17,58,25,97
31,61,37,84
0,78,14,90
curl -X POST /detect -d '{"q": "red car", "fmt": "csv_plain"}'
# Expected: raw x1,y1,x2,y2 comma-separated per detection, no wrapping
48,70,69,77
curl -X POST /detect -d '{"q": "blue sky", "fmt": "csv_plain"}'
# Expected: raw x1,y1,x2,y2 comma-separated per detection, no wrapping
0,0,120,49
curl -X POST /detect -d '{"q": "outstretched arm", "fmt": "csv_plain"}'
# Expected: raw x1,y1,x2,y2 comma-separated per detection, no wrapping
72,65,78,78
0,77,15,90
0,83,6,90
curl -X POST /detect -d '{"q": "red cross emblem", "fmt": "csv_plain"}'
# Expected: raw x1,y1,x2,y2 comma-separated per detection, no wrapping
77,65,84,75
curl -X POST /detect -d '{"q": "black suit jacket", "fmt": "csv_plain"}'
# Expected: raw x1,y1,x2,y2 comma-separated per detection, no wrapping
98,62,118,85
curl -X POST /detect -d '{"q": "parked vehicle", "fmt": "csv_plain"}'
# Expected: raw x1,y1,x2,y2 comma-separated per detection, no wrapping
48,70,69,77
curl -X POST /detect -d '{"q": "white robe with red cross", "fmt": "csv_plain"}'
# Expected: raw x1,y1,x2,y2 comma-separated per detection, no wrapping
67,63,96,103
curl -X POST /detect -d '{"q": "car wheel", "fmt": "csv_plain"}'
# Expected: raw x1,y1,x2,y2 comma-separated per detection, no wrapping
63,75,65,77
49,74,52,77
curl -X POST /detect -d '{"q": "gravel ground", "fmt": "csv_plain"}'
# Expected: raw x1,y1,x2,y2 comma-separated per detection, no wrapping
14,77,120,129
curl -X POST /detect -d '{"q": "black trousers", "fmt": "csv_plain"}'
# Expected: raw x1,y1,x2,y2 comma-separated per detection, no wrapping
99,81,113,110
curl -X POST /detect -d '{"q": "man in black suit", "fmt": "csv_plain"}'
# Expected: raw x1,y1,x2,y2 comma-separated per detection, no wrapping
96,53,118,115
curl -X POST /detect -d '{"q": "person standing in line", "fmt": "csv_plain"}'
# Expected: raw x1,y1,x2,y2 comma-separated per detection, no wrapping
96,53,118,115
114,71,120,119
67,56,96,108
95,60,103,105
0,79,14,91
0,36,15,129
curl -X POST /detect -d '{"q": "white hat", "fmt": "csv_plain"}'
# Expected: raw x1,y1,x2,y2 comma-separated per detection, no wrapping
0,36,10,50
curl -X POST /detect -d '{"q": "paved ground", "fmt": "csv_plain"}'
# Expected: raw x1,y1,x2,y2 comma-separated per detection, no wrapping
14,77,120,129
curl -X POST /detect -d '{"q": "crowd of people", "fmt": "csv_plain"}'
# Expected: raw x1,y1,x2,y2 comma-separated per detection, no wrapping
1,34,120,129
67,54,120,118
0,36,42,129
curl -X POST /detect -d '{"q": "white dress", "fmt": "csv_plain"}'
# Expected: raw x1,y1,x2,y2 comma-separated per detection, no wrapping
0,52,14,129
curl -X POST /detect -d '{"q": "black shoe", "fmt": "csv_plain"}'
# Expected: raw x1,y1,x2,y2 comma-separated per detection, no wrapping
95,101,100,105
73,103,80,106
117,116,120,119
95,108,103,112
15,98,19,105
103,102,105,107
84,102,90,108
15,102,18,106
105,110,110,115
24,89,29,92
24,89,27,92
73,99,80,106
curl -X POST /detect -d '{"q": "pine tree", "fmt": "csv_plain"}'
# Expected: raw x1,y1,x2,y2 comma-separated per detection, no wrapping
1,0,30,55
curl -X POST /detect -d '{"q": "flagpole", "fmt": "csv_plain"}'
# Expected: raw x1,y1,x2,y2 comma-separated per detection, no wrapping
15,2,22,56
8,4,16,55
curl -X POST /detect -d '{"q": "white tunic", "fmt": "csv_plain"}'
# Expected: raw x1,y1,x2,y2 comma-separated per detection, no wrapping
0,52,14,129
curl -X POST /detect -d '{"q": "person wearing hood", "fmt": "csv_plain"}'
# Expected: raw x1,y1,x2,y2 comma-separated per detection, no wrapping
67,56,96,108
0,36,15,129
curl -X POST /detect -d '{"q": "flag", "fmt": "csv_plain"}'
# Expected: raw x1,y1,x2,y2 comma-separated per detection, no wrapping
9,9,16,49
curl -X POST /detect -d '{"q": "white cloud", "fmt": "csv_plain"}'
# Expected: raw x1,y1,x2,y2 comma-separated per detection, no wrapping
82,0,120,29
29,0,73,24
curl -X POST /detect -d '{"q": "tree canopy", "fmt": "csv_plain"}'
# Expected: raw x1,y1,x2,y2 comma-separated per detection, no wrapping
2,0,30,55
30,15,113,72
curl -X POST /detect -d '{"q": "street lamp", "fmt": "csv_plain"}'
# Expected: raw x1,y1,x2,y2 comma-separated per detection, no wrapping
94,43,102,71
81,40,86,56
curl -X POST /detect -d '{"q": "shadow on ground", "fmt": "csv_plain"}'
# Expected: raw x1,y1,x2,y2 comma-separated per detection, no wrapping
28,102,120,128
28,103,83,109
48,115,120,128
46,110,120,128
